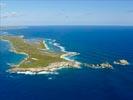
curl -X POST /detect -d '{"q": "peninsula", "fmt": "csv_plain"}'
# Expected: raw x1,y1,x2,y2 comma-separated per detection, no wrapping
0,34,80,74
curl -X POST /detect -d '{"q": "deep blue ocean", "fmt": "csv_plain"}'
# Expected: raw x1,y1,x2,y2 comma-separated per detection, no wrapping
0,26,133,100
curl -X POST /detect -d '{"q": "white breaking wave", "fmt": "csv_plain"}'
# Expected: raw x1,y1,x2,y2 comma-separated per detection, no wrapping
16,71,36,75
53,42,66,52
45,38,66,52
44,38,80,63
15,71,59,75
43,40,50,50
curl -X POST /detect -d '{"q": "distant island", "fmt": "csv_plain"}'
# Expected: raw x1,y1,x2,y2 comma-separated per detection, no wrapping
0,34,80,74
0,26,28,30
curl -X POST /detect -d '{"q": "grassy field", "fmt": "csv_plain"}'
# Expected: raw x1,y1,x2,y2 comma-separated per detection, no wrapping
0,35,65,68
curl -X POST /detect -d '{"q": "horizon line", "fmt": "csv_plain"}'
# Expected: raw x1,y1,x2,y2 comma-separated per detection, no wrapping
1,24,133,27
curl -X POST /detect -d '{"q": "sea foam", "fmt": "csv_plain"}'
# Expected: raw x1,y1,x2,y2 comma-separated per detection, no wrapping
15,71,59,75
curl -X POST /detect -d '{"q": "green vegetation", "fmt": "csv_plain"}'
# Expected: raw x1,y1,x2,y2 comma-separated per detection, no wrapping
0,35,65,68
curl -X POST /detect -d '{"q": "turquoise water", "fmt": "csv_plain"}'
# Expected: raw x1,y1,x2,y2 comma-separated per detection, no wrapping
0,26,133,100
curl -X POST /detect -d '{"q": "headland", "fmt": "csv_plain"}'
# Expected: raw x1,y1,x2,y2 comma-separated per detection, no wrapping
0,34,80,74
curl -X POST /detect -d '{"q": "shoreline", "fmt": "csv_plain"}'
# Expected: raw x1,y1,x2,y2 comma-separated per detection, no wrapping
43,40,50,50
1,37,81,75
8,61,81,74
1,39,30,67
1,35,130,75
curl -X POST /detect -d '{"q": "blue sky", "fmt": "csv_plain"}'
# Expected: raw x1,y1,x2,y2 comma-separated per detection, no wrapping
1,0,133,26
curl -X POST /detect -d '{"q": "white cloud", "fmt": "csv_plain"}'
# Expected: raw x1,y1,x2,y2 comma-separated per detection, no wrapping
1,12,18,19
0,3,19,19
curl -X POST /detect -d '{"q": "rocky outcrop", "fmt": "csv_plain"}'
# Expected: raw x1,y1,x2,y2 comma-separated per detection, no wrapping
84,62,112,69
113,59,129,65
9,61,81,73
